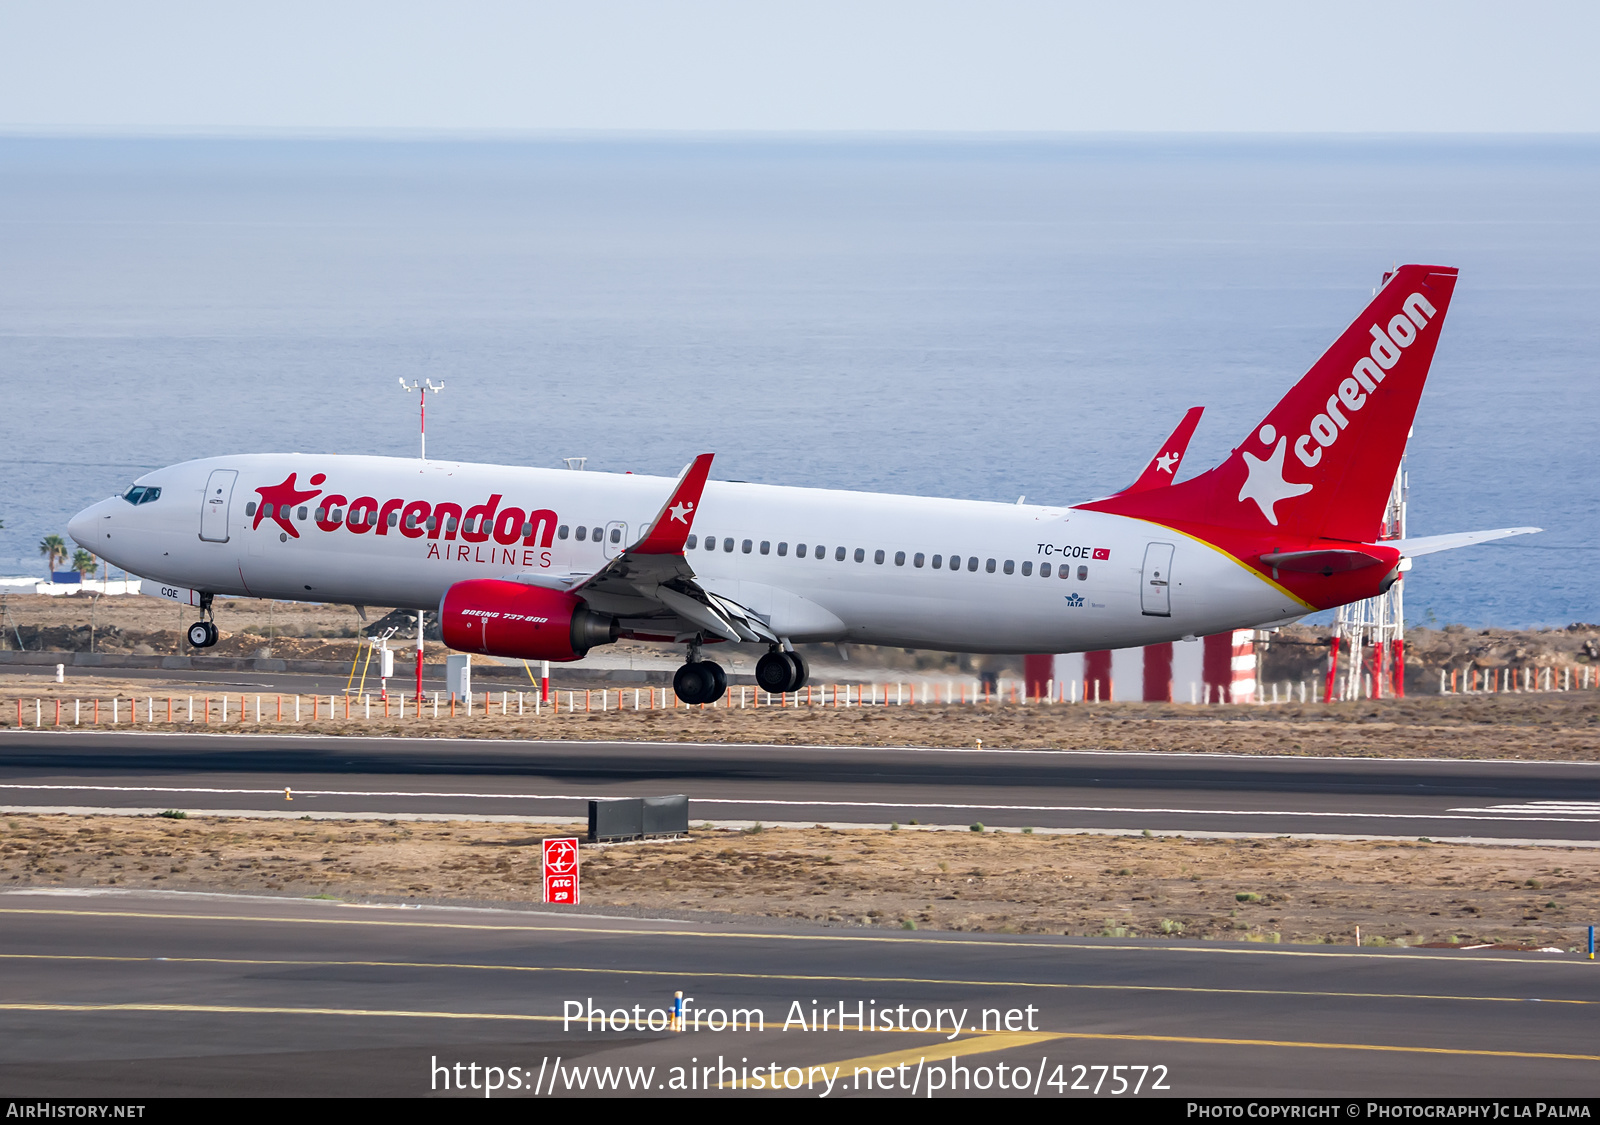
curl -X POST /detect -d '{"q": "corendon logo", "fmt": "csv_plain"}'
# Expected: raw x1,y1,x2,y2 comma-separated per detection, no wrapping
1293,291,1436,469
252,473,325,539
253,475,561,559
1238,290,1437,527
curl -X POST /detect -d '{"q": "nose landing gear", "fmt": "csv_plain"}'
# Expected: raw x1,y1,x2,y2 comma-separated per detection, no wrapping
186,592,219,649
673,639,727,705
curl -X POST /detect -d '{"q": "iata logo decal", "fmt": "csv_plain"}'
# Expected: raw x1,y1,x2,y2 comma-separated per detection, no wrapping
1064,592,1084,607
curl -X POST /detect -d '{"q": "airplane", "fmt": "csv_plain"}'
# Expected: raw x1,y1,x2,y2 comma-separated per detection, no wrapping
68,264,1537,705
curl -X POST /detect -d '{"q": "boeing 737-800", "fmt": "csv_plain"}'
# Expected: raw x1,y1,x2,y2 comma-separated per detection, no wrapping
67,265,1535,704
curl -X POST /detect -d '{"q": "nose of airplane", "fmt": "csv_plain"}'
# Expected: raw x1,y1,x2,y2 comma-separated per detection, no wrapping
67,501,103,547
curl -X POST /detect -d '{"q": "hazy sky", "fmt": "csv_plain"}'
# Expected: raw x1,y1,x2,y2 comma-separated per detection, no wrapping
1,1,1596,134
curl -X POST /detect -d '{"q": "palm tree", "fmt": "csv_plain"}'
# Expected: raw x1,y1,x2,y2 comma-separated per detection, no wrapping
39,535,68,574
71,549,99,579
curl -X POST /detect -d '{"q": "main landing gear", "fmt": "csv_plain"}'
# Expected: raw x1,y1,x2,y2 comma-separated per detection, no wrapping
673,641,727,706
186,592,219,649
755,646,808,694
673,641,809,706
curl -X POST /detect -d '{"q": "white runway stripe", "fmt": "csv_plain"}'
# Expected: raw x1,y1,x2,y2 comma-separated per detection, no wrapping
0,783,1597,823
1450,801,1600,816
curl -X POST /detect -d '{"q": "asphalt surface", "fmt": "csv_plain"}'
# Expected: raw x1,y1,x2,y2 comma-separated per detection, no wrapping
0,888,1594,1097
1,731,1598,842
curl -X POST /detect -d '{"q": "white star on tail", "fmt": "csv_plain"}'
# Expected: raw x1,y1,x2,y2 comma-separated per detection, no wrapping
669,501,694,523
1238,437,1311,526
1155,451,1179,474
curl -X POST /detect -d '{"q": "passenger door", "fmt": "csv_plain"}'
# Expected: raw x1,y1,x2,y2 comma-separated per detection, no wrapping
199,469,238,543
1141,541,1175,616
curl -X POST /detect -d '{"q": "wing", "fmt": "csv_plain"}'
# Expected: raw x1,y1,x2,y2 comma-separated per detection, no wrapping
1113,406,1205,495
511,453,777,645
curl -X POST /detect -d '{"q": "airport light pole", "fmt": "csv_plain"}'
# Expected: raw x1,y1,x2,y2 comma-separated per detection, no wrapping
399,378,443,699
398,378,444,462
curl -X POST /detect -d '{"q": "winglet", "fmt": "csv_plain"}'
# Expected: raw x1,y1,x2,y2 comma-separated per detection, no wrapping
631,454,714,555
1117,406,1204,494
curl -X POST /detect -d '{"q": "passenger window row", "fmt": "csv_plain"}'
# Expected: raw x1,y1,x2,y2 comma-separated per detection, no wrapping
556,525,623,544
683,533,1090,581
243,502,1091,581
247,503,627,544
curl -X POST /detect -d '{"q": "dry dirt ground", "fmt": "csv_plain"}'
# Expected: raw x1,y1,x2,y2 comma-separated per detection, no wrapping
3,673,1600,760
2,814,1593,951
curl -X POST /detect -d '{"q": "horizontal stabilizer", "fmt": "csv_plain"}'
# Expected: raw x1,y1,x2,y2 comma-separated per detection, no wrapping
1391,527,1542,557
1258,548,1390,574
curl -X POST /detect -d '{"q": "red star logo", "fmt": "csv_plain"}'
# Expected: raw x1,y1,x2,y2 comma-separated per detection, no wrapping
252,472,325,539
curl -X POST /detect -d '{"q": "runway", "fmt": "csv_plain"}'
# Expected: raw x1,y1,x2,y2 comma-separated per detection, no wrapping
1,730,1598,842
0,887,1594,1097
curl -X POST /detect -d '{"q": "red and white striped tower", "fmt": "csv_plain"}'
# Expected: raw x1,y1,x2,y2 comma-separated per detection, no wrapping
1027,630,1256,704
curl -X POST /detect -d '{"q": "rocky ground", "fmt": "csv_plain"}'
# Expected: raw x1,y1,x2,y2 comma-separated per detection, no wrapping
1,813,1591,950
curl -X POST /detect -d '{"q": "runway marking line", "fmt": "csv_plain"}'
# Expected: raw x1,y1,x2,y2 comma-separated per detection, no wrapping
0,1002,562,1023
787,1032,1600,1080
720,1031,1060,1087
0,905,1593,971
9,726,1596,771
2,782,1595,824
0,952,1592,1007
0,1001,1593,1068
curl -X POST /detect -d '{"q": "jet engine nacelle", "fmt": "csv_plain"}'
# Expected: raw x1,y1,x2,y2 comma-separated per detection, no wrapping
439,579,618,663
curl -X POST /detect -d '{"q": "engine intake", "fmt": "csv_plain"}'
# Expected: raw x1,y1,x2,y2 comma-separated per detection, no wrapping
439,579,618,663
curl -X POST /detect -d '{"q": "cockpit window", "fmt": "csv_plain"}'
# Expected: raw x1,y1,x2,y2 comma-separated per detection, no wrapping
121,485,161,505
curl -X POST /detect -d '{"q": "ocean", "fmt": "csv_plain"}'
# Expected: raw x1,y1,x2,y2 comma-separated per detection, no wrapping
0,134,1595,627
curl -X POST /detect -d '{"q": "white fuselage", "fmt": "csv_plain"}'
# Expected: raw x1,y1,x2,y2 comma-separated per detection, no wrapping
69,454,1307,654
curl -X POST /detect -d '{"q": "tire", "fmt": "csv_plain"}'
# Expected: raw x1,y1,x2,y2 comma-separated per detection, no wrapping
756,652,793,693
204,621,219,647
783,650,808,692
704,661,727,702
187,622,212,648
673,662,711,705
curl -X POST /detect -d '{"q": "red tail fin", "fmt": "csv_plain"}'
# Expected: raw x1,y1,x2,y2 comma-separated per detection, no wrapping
1078,265,1458,544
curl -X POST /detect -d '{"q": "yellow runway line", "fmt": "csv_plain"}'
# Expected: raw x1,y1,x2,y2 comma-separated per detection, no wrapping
0,1002,563,1022
762,1030,1600,1085
0,952,1591,1008
1037,1031,1600,1064
3,1001,1595,1064
720,1031,1058,1088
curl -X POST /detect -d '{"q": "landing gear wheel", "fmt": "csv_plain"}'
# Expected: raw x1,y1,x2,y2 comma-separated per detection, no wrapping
704,661,727,702
675,661,728,705
674,662,713,705
756,652,794,693
783,650,808,692
187,621,216,649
